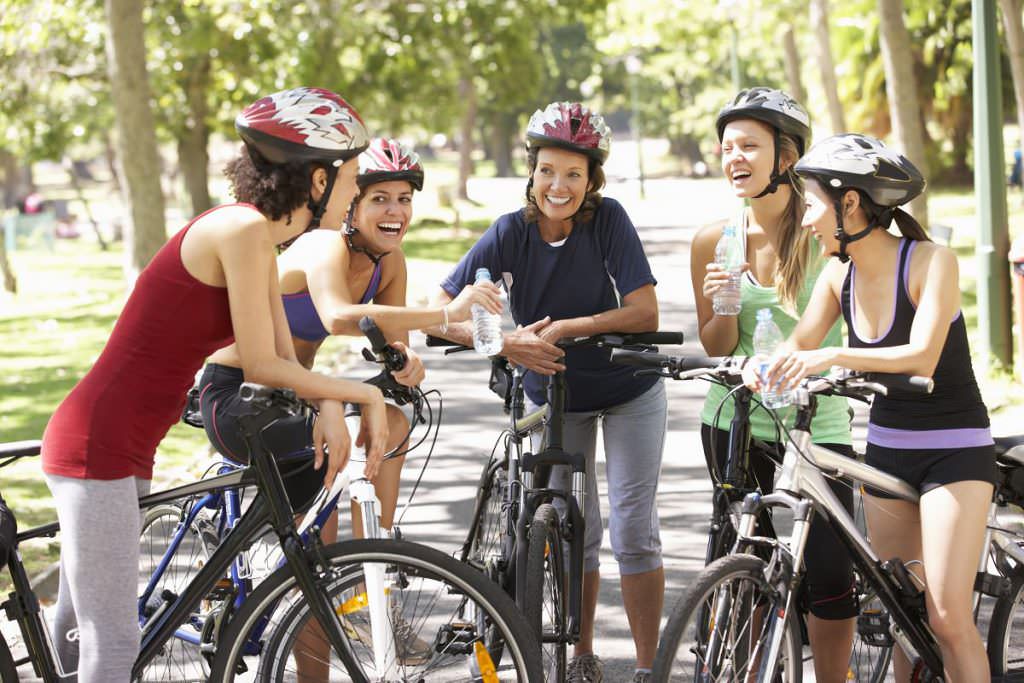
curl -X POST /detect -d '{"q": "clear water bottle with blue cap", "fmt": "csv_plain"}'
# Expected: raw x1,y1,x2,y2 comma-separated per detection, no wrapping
472,267,503,356
753,308,792,409
713,225,743,315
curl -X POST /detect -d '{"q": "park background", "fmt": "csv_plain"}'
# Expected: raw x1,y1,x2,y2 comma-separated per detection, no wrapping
1,0,1024,588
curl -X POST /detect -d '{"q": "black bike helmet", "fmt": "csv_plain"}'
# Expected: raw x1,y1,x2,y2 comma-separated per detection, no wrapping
795,133,926,262
716,87,811,198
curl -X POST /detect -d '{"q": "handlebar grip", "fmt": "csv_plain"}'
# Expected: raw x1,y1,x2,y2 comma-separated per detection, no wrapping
426,335,460,347
677,356,727,372
623,331,684,346
358,316,390,354
863,373,934,394
610,349,671,368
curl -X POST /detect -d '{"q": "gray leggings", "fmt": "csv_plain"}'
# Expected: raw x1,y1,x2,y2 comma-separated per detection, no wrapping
45,474,150,682
530,380,668,575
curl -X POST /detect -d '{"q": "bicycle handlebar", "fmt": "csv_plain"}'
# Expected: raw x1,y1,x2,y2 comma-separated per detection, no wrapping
425,330,684,355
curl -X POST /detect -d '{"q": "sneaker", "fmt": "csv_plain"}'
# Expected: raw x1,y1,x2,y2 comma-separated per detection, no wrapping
632,671,652,683
567,653,603,683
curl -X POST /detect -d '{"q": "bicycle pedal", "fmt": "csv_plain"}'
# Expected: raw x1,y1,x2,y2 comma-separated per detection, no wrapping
436,621,476,655
857,609,894,647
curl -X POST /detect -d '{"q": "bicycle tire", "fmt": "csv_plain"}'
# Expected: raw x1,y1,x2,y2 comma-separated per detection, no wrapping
465,458,508,577
988,563,1024,677
208,538,541,682
524,503,566,682
136,503,220,682
0,633,17,683
652,554,802,683
846,489,893,683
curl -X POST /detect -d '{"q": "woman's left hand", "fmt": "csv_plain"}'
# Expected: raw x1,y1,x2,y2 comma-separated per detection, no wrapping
536,319,579,346
389,342,425,387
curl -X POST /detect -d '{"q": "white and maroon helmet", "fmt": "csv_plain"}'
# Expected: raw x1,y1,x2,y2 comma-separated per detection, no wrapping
525,102,611,164
357,138,424,191
235,87,370,166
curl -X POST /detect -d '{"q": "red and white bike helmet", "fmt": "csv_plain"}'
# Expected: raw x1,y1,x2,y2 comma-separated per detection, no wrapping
525,102,611,164
236,87,371,230
357,138,424,191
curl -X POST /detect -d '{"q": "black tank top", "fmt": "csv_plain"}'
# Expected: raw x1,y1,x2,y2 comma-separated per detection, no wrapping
841,238,989,433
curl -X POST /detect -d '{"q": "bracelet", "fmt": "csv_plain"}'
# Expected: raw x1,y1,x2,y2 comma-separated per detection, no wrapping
440,305,449,334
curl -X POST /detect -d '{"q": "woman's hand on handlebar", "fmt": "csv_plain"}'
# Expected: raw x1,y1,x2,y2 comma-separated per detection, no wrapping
313,399,351,490
446,280,504,322
389,342,425,387
356,388,389,479
503,317,565,375
746,348,837,392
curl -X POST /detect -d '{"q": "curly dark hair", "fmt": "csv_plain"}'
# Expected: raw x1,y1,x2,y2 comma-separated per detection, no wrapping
223,145,327,222
523,146,605,225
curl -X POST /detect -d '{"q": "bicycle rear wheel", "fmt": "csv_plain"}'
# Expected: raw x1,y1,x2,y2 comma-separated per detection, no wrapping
136,503,220,682
524,503,567,681
209,538,541,682
465,458,508,578
652,554,802,682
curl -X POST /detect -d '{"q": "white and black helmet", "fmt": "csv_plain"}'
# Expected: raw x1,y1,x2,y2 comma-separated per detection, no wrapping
716,87,811,156
794,133,926,207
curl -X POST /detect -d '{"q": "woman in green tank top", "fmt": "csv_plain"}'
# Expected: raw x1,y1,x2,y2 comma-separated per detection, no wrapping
690,88,856,682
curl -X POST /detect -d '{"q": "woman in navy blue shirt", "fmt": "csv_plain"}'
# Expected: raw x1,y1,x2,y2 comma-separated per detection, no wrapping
432,102,666,683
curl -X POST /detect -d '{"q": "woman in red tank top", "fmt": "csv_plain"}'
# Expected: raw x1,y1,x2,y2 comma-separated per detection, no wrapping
40,88,392,681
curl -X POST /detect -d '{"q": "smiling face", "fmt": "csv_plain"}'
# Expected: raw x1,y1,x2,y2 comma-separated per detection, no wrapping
530,146,591,223
720,118,780,198
350,179,415,251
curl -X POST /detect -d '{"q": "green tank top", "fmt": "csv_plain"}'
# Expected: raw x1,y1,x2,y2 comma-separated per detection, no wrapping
700,226,852,445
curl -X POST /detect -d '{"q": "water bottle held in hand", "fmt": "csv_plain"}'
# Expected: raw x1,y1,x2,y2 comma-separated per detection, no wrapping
713,225,743,315
753,308,792,409
472,267,503,356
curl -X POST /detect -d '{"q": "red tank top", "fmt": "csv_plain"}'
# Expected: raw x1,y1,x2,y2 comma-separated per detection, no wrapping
41,207,238,480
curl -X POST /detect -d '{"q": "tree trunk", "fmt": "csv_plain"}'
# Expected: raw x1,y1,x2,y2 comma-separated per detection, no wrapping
1000,0,1024,155
810,0,847,134
877,0,929,227
104,0,167,279
0,149,19,209
178,55,212,216
493,113,516,177
780,23,807,104
66,161,109,250
0,229,15,293
947,94,972,183
457,76,477,201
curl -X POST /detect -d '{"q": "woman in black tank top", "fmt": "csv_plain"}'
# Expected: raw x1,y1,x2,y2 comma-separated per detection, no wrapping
755,135,995,681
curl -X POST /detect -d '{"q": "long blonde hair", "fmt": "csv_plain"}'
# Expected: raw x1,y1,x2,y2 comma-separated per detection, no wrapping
773,132,813,314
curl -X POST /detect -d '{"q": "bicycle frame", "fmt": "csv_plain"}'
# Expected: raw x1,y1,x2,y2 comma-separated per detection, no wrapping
732,388,950,679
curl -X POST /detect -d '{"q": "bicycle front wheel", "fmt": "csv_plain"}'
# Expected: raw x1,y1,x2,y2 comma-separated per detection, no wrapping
209,538,541,682
524,503,567,681
136,503,220,682
989,564,1024,676
0,633,17,683
652,554,802,683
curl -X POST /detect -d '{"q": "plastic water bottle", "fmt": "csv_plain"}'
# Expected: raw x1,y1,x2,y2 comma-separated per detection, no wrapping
713,225,743,315
472,267,503,356
753,308,793,409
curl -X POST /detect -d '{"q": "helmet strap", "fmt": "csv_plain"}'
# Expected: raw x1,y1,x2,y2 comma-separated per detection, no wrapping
306,164,339,231
832,197,874,263
753,129,784,199
345,229,387,266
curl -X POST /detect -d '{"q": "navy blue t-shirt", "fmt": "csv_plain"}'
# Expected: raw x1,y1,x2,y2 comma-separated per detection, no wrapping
441,197,658,412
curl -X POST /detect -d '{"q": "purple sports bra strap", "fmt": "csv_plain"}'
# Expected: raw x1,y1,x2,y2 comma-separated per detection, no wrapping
359,261,383,304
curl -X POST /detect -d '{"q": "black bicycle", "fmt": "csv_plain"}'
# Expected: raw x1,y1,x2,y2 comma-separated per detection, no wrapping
434,331,683,681
0,322,542,682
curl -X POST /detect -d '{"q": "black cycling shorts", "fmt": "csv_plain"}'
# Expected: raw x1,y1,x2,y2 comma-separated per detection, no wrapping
701,425,858,620
864,443,997,499
198,363,325,513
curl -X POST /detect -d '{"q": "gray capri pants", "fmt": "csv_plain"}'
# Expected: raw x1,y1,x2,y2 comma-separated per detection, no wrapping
45,473,150,682
531,380,668,575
